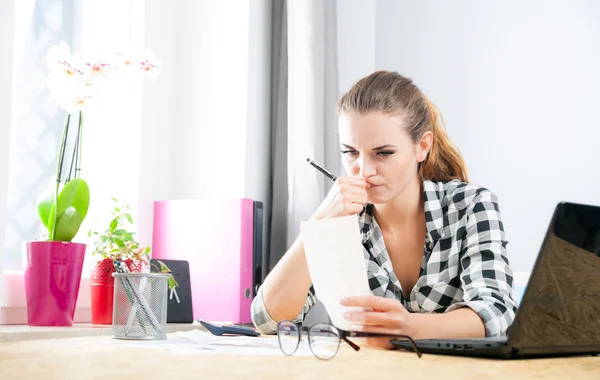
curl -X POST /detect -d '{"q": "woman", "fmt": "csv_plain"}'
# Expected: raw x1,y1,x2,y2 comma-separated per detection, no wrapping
251,70,517,341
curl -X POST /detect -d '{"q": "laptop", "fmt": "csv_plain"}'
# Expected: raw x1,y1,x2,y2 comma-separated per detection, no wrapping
391,201,600,359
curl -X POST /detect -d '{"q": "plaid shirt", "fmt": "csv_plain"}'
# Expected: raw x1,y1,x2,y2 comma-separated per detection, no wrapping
251,179,518,337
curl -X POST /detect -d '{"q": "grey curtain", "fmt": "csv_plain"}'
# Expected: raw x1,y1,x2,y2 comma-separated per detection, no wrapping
267,0,289,276
267,0,340,325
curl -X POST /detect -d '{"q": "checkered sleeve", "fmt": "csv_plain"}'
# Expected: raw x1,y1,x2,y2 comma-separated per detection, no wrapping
250,284,318,335
446,189,518,337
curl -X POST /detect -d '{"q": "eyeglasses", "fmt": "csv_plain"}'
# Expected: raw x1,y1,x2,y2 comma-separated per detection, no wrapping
276,320,422,360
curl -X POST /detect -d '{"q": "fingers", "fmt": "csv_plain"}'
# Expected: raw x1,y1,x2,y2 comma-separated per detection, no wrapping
345,310,400,326
340,296,401,312
312,176,368,219
335,177,367,216
338,182,368,197
338,176,367,188
357,337,396,350
348,324,398,336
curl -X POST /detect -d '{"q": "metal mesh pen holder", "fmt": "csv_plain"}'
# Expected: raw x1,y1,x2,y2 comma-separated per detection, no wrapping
112,272,170,340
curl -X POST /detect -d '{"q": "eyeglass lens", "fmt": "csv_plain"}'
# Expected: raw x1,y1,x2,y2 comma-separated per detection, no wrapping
307,323,341,360
277,320,300,356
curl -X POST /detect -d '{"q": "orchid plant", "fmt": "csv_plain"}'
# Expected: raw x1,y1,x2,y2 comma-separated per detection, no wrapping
36,41,160,242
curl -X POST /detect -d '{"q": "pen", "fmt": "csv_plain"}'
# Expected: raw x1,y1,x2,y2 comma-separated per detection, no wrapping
306,158,337,182
307,158,370,212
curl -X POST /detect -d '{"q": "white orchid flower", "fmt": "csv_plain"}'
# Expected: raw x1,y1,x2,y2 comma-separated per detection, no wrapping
45,41,161,113
137,49,161,79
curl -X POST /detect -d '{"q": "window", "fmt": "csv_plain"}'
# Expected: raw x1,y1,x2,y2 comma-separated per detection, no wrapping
1,0,146,320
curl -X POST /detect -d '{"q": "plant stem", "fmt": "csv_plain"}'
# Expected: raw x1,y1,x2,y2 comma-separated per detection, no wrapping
51,113,71,240
76,111,83,178
59,116,70,180
67,119,79,182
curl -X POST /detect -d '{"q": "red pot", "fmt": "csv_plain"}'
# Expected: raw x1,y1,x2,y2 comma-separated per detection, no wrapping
90,258,143,324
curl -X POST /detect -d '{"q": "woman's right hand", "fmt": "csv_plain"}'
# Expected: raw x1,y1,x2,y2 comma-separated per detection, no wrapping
311,176,369,220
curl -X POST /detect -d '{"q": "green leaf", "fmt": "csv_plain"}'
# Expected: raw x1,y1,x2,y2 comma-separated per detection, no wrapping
47,203,57,236
113,238,125,248
46,178,90,241
157,260,170,273
168,276,179,290
56,178,90,221
53,207,84,241
124,214,133,224
109,218,118,232
36,179,55,230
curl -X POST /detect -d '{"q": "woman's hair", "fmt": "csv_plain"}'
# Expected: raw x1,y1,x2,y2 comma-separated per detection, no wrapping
337,70,469,183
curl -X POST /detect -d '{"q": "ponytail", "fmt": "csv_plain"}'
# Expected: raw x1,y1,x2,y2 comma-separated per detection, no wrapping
419,97,469,183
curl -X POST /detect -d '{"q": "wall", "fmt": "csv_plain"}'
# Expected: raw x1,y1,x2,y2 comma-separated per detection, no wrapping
372,0,600,274
139,0,272,250
336,0,376,97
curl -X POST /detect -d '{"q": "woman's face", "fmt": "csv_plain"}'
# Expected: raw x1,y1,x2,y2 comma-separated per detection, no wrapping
338,111,430,205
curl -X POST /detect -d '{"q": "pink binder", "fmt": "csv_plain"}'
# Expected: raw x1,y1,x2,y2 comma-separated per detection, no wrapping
152,198,255,324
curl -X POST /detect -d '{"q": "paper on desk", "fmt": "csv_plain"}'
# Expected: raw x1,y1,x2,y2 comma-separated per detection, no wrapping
115,330,332,357
300,215,371,331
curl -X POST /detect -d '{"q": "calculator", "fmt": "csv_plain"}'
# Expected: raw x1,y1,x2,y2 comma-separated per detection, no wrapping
199,320,260,337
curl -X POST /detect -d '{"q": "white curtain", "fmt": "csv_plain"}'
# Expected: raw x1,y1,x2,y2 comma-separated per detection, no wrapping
2,0,75,271
0,0,17,307
269,0,340,323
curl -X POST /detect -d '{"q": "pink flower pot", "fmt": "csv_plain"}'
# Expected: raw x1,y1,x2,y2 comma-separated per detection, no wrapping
23,241,86,326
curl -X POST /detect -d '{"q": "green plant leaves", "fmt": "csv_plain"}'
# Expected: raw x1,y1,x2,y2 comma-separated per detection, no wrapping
53,206,84,241
57,178,90,221
156,260,179,291
88,198,150,263
110,218,118,232
43,178,91,242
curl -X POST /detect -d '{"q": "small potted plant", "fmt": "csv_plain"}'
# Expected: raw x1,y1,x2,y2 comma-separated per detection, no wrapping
88,198,150,325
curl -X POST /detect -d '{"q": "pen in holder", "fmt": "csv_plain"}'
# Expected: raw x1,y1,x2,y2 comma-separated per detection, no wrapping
111,264,169,340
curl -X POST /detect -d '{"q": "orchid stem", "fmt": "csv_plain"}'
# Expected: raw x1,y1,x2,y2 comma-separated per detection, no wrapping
76,111,83,178
51,113,70,240
67,119,78,182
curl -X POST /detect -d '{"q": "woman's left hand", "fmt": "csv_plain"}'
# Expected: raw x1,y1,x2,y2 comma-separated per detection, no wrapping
341,295,412,349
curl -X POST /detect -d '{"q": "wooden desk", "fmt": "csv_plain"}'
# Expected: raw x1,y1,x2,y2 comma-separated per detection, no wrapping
0,334,598,380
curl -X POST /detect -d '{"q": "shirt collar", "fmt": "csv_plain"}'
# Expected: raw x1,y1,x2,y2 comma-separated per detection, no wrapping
423,180,446,242
359,179,446,243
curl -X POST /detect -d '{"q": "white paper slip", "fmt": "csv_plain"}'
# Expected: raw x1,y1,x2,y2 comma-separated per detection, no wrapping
300,215,371,331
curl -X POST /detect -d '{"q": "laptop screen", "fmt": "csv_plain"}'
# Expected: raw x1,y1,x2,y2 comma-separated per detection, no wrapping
511,202,600,348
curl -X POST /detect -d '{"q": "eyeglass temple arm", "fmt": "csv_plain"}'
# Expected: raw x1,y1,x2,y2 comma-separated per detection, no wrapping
345,332,422,358
342,336,361,351
395,334,422,358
